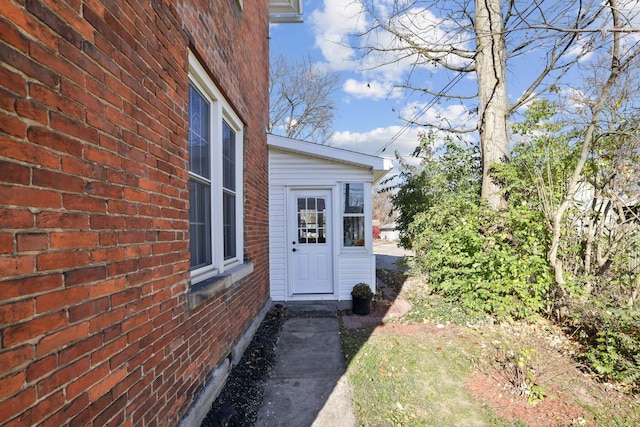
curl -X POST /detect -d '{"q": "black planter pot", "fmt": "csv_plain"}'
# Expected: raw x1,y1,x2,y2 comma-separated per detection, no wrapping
352,296,372,315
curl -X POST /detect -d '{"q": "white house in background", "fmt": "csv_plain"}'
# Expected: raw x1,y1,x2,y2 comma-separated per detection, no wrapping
268,134,393,305
379,222,400,241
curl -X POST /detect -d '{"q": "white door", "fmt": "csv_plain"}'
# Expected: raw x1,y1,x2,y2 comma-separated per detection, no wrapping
289,189,333,295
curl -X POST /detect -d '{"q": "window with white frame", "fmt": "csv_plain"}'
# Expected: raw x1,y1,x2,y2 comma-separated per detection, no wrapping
188,54,244,284
342,183,365,247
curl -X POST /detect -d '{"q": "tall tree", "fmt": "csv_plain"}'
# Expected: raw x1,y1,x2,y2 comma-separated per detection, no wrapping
356,0,640,209
269,53,341,144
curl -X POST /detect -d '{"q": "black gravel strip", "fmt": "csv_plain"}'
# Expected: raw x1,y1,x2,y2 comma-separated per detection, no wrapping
201,305,286,427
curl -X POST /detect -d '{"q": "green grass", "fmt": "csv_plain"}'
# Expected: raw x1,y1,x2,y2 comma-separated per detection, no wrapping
340,322,517,426
347,269,640,426
402,294,491,326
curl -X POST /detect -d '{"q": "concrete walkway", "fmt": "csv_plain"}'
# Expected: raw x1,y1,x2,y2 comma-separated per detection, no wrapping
254,241,412,426
254,315,355,427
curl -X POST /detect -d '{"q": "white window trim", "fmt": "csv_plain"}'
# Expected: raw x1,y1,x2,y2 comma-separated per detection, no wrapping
188,53,245,285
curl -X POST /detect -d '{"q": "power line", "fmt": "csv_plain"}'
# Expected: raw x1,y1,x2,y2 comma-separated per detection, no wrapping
374,72,466,155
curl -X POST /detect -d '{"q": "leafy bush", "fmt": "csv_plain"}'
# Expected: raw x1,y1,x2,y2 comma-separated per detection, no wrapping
392,117,639,387
352,283,374,298
409,195,552,320
393,133,552,321
390,132,480,250
575,306,640,389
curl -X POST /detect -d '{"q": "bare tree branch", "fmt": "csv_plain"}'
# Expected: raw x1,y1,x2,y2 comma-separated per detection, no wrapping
269,53,341,144
355,0,640,210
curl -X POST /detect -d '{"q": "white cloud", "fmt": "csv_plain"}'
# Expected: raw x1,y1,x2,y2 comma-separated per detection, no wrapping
400,101,477,132
565,36,596,63
342,78,403,100
560,87,589,111
309,0,366,71
619,0,640,26
329,125,421,163
310,0,473,84
619,0,640,47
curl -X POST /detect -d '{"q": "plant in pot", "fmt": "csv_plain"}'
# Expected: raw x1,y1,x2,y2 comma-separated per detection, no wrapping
351,283,373,315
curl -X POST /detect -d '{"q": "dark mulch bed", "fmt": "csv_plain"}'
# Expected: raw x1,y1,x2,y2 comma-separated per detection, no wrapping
201,305,286,427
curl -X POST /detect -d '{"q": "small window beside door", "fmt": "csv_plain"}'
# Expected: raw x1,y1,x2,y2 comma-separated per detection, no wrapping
343,183,365,247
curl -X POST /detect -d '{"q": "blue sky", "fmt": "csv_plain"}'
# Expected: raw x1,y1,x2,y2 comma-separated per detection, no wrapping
268,0,640,169
268,0,449,165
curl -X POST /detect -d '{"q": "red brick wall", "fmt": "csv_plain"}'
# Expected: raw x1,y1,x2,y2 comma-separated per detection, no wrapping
0,0,270,425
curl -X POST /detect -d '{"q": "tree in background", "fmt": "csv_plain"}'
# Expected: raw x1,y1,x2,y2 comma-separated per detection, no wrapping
494,92,640,385
356,0,640,210
372,184,397,226
269,53,341,144
381,0,640,388
497,95,640,312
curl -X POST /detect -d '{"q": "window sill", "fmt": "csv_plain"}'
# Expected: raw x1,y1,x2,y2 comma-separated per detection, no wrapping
341,247,370,253
186,262,254,310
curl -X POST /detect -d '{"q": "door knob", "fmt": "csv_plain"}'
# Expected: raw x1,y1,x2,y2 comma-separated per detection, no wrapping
292,248,297,252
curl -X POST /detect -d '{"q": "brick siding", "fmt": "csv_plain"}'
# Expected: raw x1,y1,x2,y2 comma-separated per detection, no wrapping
0,0,270,425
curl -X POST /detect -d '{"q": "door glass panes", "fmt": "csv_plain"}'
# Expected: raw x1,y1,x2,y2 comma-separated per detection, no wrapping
297,197,326,244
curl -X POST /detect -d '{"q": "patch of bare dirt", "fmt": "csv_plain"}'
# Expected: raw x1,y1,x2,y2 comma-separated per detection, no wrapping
366,266,640,426
464,320,618,426
466,372,586,426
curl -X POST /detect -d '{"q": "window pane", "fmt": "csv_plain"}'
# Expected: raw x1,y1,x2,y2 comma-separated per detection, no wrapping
188,84,210,179
317,212,326,243
344,216,365,247
297,197,326,245
189,179,211,269
297,198,306,243
344,183,364,214
223,190,236,260
223,121,236,191
222,121,237,260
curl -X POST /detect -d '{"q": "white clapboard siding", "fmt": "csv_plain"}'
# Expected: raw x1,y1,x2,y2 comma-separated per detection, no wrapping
268,135,391,302
337,254,376,300
269,185,287,301
270,151,374,186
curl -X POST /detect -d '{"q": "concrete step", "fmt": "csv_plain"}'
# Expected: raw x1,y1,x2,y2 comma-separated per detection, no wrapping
282,301,338,318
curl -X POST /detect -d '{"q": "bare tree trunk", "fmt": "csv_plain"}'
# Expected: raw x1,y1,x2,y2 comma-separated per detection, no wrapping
476,0,509,210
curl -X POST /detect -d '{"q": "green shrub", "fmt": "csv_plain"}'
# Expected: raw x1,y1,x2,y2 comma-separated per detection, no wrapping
409,196,552,320
578,306,640,389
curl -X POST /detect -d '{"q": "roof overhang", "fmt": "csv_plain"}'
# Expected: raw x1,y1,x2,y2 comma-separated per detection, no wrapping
269,0,303,23
267,134,394,183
